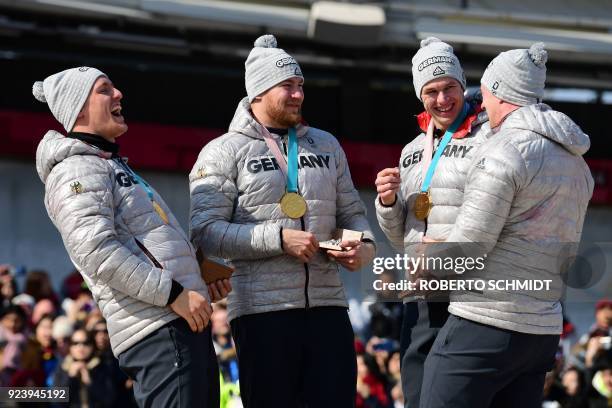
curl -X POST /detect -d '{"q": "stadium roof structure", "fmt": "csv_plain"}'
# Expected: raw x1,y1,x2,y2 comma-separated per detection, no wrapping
1,0,612,88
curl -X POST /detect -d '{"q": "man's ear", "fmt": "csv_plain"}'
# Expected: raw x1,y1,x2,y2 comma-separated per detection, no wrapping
76,101,89,119
72,101,89,129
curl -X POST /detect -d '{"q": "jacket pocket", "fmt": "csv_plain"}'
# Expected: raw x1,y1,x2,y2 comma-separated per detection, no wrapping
134,238,163,269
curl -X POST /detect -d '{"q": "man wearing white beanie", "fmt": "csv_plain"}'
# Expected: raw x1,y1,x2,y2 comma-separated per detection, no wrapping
34,67,229,407
190,34,376,407
374,37,490,408
419,44,594,407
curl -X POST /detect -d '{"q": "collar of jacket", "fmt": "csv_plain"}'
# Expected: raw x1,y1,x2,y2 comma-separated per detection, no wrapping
68,132,119,155
416,102,483,139
228,96,310,140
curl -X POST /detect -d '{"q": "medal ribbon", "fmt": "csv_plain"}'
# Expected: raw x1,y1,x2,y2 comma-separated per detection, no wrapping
117,159,169,223
261,126,299,193
286,128,298,193
116,159,155,200
421,120,435,183
420,102,469,193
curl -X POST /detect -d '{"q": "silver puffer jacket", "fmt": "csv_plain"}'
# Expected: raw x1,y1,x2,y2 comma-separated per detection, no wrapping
446,104,594,335
375,104,491,274
36,131,209,356
189,97,374,322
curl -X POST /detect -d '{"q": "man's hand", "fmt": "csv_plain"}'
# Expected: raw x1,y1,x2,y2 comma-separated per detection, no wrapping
282,229,319,263
375,167,401,206
327,240,375,272
170,289,212,333
208,279,232,302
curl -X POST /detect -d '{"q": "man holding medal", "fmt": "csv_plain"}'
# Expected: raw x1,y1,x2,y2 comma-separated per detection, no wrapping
418,44,593,408
190,34,376,407
34,67,226,407
374,37,490,408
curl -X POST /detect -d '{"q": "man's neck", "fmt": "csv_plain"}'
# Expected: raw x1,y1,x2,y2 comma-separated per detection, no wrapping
266,127,288,136
71,126,115,143
493,105,521,130
68,132,119,155
250,103,287,129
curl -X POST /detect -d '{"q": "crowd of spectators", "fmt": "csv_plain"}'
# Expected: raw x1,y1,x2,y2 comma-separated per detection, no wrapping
540,300,612,408
0,265,135,407
0,263,609,408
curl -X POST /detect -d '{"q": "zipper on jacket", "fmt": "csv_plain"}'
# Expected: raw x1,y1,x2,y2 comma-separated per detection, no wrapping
301,217,310,309
135,238,163,269
281,135,310,309
117,156,197,261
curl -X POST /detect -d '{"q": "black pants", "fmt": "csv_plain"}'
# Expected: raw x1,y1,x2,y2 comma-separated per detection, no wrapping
420,315,559,408
118,319,220,408
399,301,449,408
230,306,357,408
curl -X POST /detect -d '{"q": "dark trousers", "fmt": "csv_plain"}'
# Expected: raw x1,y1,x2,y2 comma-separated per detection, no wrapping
420,315,559,408
230,306,357,408
399,301,449,408
118,319,220,408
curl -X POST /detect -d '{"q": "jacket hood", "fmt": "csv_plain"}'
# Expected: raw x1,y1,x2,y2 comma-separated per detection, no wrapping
228,97,309,140
502,104,590,156
36,130,111,184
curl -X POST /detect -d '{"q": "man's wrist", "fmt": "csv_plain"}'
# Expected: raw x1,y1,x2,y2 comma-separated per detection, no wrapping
361,238,376,251
166,280,184,306
379,195,396,207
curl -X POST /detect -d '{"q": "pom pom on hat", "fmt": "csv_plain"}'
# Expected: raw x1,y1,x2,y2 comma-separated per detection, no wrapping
32,81,46,103
254,34,278,48
528,42,548,68
420,37,441,48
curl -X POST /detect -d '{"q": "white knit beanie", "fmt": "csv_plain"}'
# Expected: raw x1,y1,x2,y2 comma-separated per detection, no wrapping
411,37,466,101
245,34,304,102
32,67,106,132
480,43,547,106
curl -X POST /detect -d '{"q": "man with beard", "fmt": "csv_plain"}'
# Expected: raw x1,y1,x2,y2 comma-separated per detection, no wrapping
33,67,227,407
190,34,376,408
374,37,490,408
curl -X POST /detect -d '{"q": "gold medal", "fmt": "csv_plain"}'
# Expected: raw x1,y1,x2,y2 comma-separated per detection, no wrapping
414,192,432,220
152,200,169,224
280,192,307,219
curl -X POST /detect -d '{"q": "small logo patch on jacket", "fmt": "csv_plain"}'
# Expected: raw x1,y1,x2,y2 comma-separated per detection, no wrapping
70,181,83,194
475,158,486,170
195,167,206,179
